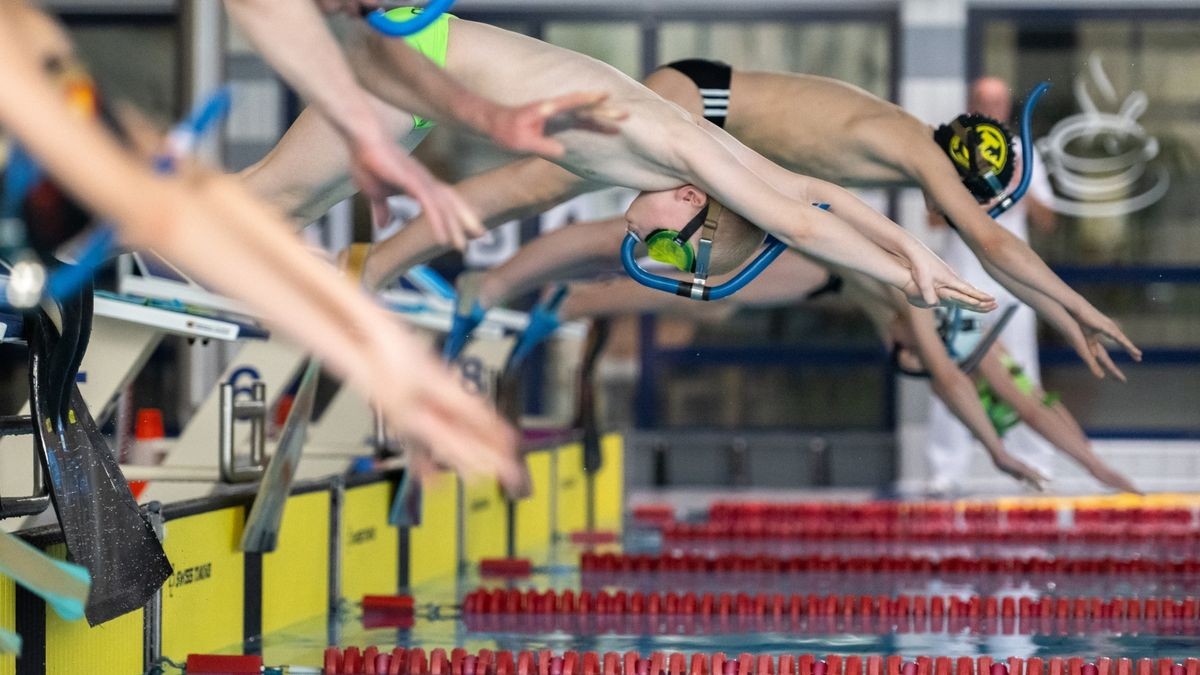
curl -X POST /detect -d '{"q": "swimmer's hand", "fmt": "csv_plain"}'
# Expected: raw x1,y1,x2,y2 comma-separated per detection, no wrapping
487,91,628,159
385,352,524,495
988,449,1048,491
1039,302,1138,381
1087,461,1141,495
1074,304,1142,381
899,243,997,312
349,131,484,250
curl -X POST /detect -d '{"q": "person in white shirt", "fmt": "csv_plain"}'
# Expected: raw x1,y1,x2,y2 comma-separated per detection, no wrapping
926,77,1062,493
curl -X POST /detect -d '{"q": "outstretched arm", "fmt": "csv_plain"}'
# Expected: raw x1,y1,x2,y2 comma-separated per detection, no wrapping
871,275,1046,488
477,217,626,309
976,345,1139,493
912,146,1142,378
690,118,984,309
363,157,596,289
0,4,520,491
675,124,993,310
222,0,483,247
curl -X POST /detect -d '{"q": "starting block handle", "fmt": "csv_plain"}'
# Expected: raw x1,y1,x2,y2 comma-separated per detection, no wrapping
218,382,267,483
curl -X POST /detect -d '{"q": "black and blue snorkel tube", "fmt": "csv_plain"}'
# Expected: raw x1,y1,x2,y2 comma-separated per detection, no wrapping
620,204,829,301
986,82,1051,220
364,0,456,36
895,81,1051,378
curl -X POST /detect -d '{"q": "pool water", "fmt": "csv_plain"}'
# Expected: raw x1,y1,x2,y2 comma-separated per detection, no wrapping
208,540,1200,671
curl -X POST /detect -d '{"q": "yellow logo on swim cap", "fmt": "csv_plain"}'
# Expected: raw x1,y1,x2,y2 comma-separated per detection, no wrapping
948,123,1008,173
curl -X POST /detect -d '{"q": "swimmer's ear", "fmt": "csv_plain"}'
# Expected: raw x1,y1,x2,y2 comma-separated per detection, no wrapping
676,185,706,207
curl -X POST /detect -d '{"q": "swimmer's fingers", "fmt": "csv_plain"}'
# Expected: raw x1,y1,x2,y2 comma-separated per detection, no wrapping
1092,338,1127,383
1090,462,1141,495
492,92,626,159
543,91,628,135
935,285,997,313
403,444,438,484
1088,311,1143,362
352,143,479,249
943,276,996,311
368,195,392,234
409,358,523,489
110,102,167,159
1052,318,1107,379
439,180,485,240
407,383,522,493
991,451,1048,491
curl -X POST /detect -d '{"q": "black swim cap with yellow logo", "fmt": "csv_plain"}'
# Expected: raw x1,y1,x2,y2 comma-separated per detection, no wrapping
934,113,1015,203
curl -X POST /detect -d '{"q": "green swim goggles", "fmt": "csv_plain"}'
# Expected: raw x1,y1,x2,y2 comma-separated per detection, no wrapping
644,200,724,276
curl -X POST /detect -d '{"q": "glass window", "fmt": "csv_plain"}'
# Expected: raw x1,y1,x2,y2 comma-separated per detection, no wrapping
980,15,1200,266
977,10,1200,436
659,20,892,98
66,21,180,122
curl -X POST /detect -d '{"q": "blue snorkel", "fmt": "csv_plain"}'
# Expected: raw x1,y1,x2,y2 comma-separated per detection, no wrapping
621,203,829,301
365,0,456,37
987,82,1051,219
917,81,1050,371
443,298,485,360
621,234,789,301
2,88,231,310
505,284,569,370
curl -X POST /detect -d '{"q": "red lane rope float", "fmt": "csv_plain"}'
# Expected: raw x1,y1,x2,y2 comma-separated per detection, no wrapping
458,589,1200,635
319,650,1200,675
580,552,1200,577
463,589,1200,621
639,502,1198,544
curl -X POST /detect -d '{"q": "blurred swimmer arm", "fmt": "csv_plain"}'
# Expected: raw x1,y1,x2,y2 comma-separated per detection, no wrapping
841,262,1040,488
223,0,481,248
898,297,1047,489
0,9,520,489
477,218,627,309
362,158,597,289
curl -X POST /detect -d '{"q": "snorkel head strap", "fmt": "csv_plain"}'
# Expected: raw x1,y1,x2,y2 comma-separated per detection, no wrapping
934,113,1016,203
623,202,825,301
691,199,723,285
892,304,1020,379
934,82,1052,225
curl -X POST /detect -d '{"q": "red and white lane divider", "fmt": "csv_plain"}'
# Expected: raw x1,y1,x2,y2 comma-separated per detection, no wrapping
633,503,1198,544
457,588,1200,634
580,553,1200,577
318,648,1200,675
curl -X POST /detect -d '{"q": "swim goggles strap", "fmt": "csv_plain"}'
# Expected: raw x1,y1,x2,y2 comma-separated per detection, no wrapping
691,201,723,288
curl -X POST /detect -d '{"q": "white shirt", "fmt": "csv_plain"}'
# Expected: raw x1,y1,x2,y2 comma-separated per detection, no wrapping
937,141,1054,308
